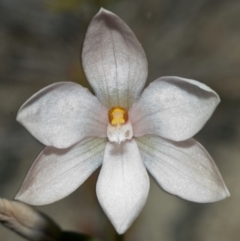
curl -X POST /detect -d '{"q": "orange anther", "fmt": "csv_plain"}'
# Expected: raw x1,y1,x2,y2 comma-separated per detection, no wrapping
108,106,128,126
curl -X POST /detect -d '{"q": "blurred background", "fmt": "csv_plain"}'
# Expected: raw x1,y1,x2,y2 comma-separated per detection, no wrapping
0,0,239,240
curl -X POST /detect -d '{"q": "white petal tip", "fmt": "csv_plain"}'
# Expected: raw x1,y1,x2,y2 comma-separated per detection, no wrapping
172,182,230,203
227,189,231,197
98,8,113,15
16,113,21,122
107,207,142,234
209,181,231,202
115,224,128,235
95,8,118,23
16,109,25,125
208,189,231,202
14,192,22,201
108,213,134,234
223,187,231,198
99,7,106,12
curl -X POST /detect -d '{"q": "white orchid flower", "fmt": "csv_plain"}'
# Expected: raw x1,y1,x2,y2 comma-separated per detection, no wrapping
15,8,230,234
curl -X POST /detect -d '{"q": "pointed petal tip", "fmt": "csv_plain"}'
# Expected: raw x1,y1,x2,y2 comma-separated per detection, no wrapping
98,7,106,13
14,191,22,202
107,211,137,234
227,188,231,197
207,187,230,203
109,213,132,234
175,178,230,203
114,224,128,235
210,174,230,202
223,186,231,198
16,106,24,124
206,186,230,203
98,7,113,15
95,8,121,25
109,211,137,234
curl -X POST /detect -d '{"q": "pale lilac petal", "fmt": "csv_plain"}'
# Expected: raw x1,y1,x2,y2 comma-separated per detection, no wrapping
130,76,220,141
136,135,230,202
17,82,108,149
82,8,148,109
15,138,107,205
96,140,149,234
0,198,61,241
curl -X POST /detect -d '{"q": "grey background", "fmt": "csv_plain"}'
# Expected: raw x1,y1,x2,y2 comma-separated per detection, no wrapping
0,0,239,240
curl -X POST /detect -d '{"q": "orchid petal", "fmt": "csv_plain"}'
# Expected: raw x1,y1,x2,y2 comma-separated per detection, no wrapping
82,8,148,109
130,76,220,141
15,138,107,205
96,139,149,234
136,135,230,202
17,82,108,149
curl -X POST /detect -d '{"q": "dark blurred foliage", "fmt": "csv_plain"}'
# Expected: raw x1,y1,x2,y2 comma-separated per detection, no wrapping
61,232,101,241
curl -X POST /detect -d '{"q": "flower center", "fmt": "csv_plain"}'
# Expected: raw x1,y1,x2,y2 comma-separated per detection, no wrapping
107,106,133,144
108,106,128,126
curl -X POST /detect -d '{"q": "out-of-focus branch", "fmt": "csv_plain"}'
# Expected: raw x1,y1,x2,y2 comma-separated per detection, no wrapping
0,198,102,241
0,198,62,241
